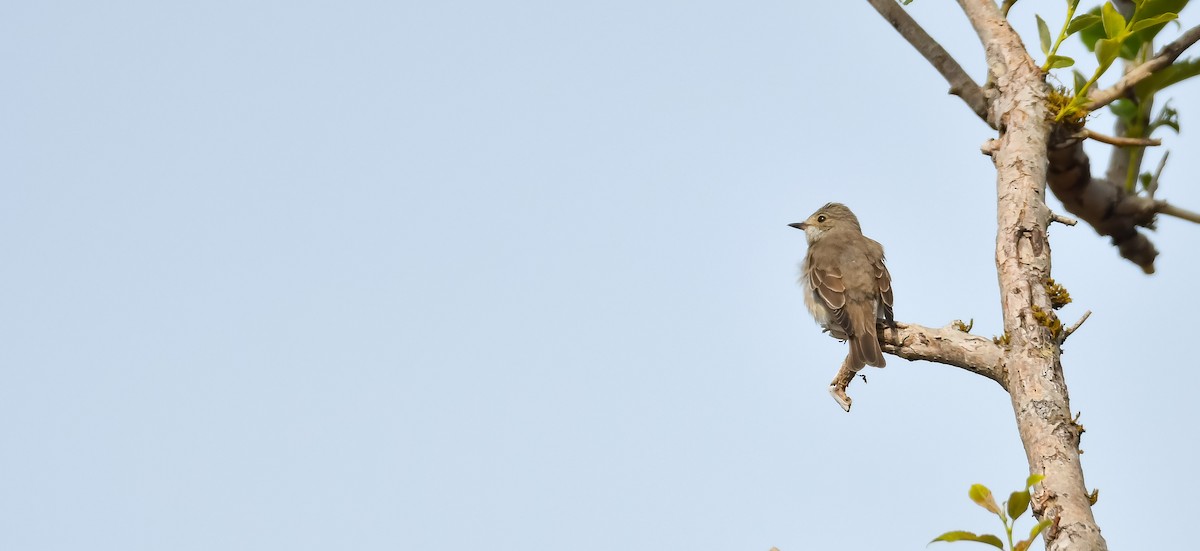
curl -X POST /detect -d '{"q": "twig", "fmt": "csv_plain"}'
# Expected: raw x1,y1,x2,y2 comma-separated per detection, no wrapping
1157,201,1200,224
1061,310,1092,343
1050,212,1078,226
865,0,991,124
1088,24,1200,110
1147,151,1168,199
1078,129,1162,148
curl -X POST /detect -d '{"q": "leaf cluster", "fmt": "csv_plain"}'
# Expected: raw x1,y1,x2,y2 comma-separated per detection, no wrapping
1041,0,1183,121
931,475,1052,551
1026,1,1198,192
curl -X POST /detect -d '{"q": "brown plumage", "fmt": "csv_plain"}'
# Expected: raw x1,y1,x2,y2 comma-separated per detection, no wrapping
790,203,894,370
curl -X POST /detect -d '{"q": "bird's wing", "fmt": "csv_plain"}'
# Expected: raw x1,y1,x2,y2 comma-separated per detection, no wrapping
874,257,894,325
806,261,852,338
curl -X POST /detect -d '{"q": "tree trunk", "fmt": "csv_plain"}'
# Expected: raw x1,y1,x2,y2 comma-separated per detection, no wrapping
960,1,1109,549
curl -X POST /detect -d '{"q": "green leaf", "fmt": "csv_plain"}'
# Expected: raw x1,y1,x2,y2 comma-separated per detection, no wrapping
976,535,1004,548
969,484,1002,515
1151,103,1180,133
1136,0,1188,20
1109,98,1138,120
1046,55,1075,69
1011,521,1054,551
1140,172,1153,190
1066,13,1102,34
930,531,1005,549
1121,34,1145,60
1007,490,1032,520
1079,7,1106,51
931,531,977,542
1095,37,1122,70
1128,1,1181,43
1072,70,1088,94
1101,2,1127,39
1037,15,1052,55
1025,473,1045,489
1130,12,1177,33
1157,58,1200,89
1135,58,1200,96
1030,519,1054,540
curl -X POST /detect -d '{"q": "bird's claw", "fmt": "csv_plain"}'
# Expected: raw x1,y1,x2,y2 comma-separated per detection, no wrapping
829,384,852,412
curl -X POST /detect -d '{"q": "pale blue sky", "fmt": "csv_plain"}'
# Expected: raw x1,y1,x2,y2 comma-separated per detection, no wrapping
4,2,1199,550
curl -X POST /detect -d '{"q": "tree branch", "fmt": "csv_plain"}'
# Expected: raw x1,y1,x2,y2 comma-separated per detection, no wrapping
1060,310,1092,343
1156,201,1200,224
1088,24,1200,109
865,0,991,124
1040,16,1200,273
826,321,1004,412
1116,195,1200,224
1078,129,1161,147
1049,211,1078,226
1146,150,1168,198
1047,132,1161,273
879,322,1005,384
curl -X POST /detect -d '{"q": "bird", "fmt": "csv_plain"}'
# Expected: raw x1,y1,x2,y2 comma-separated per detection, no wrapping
790,203,894,405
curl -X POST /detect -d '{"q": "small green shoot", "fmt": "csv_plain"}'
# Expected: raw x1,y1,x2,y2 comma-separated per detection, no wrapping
931,475,1052,551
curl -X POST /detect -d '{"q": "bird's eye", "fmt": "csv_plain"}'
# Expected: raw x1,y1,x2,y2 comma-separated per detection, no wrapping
817,215,827,223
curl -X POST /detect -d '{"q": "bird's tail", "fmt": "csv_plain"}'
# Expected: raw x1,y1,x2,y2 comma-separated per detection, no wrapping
849,302,885,369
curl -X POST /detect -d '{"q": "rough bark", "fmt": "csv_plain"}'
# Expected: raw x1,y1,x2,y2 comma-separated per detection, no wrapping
958,1,1107,549
878,322,1004,383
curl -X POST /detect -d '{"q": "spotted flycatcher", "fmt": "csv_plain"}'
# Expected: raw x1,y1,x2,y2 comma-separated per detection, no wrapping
790,203,894,370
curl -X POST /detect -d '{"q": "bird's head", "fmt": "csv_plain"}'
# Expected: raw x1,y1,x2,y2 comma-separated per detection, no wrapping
788,202,862,243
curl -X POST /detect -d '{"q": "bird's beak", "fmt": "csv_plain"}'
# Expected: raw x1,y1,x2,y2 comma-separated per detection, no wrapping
788,222,807,230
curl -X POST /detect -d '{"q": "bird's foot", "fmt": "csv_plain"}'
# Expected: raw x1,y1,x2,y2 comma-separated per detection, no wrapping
828,383,852,412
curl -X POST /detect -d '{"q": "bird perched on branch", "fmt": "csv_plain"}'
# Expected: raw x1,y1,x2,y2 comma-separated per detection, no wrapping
790,203,894,411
